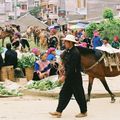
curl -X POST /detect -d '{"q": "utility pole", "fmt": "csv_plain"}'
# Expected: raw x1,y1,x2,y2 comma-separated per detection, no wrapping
58,0,66,18
14,0,17,19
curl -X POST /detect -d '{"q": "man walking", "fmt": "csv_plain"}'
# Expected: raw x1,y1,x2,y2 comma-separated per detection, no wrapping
49,34,87,118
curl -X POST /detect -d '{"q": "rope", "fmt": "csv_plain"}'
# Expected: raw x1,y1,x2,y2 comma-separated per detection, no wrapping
84,53,105,71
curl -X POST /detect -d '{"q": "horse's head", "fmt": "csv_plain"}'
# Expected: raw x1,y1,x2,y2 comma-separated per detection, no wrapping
5,26,15,35
10,24,20,32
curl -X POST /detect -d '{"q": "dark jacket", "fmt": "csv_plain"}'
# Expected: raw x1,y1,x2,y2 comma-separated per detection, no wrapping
92,36,102,49
0,54,3,68
47,36,58,48
111,41,120,49
63,46,82,81
4,49,17,68
12,40,20,49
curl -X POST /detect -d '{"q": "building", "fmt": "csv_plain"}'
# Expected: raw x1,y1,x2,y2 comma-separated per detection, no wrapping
0,0,13,22
1,0,120,23
0,0,40,22
40,0,87,21
17,0,40,16
65,0,87,20
40,0,120,22
40,0,58,20
87,0,120,21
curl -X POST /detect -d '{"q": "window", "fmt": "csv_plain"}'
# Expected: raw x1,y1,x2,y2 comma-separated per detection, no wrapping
21,4,27,10
34,1,39,7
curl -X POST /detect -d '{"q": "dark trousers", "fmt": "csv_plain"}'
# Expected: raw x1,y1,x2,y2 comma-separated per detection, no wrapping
20,39,30,49
56,76,87,113
34,35,39,46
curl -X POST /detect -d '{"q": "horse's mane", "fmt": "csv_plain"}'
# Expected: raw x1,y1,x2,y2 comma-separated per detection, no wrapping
76,46,102,60
77,46,95,55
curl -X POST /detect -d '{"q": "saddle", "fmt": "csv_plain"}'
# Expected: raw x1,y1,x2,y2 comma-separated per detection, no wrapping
96,46,120,71
104,52,120,71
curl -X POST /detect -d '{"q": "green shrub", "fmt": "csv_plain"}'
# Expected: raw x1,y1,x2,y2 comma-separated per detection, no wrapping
103,8,114,20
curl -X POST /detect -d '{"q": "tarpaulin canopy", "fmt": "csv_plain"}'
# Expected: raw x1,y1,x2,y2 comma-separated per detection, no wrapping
13,13,48,32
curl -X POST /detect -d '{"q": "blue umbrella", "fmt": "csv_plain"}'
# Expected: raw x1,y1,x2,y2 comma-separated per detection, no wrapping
48,24,60,30
76,23,88,29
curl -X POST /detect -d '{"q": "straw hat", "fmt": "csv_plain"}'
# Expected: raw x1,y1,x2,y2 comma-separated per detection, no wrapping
62,34,77,43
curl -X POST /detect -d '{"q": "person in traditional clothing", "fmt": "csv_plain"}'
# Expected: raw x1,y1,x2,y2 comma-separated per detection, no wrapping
47,29,58,49
31,48,41,60
32,52,51,80
47,47,56,61
111,36,120,49
92,30,102,49
47,47,59,75
20,33,30,51
12,32,21,49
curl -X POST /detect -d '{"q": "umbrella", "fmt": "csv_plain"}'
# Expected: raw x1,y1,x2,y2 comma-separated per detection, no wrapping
48,24,60,30
76,23,87,28
69,23,89,29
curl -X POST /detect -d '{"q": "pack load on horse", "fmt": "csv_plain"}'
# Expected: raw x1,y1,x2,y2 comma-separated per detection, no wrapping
96,45,120,71
77,46,120,103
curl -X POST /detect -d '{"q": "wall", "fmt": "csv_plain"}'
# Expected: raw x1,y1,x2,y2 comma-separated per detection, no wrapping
87,0,120,20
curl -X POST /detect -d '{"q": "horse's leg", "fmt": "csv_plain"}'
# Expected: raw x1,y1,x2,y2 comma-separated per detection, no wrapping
86,75,94,102
10,36,12,43
99,77,115,103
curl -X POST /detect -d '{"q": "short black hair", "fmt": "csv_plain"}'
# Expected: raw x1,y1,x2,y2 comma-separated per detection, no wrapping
103,37,109,41
6,43,11,50
40,52,46,59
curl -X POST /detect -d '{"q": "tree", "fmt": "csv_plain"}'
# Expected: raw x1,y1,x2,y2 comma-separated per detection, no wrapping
85,22,98,38
103,8,114,20
29,6,41,18
85,19,120,43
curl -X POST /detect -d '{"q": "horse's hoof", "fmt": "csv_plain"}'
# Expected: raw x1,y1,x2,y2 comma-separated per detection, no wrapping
86,98,90,102
110,98,116,103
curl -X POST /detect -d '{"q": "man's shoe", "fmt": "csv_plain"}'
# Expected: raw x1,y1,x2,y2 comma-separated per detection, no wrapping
75,112,87,118
49,112,62,118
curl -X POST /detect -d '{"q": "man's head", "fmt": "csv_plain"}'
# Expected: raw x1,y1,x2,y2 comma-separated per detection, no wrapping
102,37,109,44
62,34,77,49
6,43,11,50
93,30,99,37
14,32,21,39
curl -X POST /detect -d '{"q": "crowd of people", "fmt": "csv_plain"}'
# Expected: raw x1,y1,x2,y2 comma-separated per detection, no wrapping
1,24,120,118
0,25,120,80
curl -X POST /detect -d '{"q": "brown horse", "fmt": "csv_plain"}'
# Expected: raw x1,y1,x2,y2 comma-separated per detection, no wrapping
0,26,14,47
26,26,34,39
77,46,118,103
60,46,118,103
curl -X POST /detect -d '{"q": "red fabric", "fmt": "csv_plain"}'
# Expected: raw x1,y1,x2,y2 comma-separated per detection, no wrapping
114,36,119,41
47,47,55,55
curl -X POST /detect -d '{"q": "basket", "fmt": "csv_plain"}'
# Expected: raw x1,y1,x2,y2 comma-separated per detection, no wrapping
0,66,14,81
25,67,34,81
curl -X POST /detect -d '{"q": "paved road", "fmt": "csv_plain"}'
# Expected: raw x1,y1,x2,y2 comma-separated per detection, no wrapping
0,96,120,120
